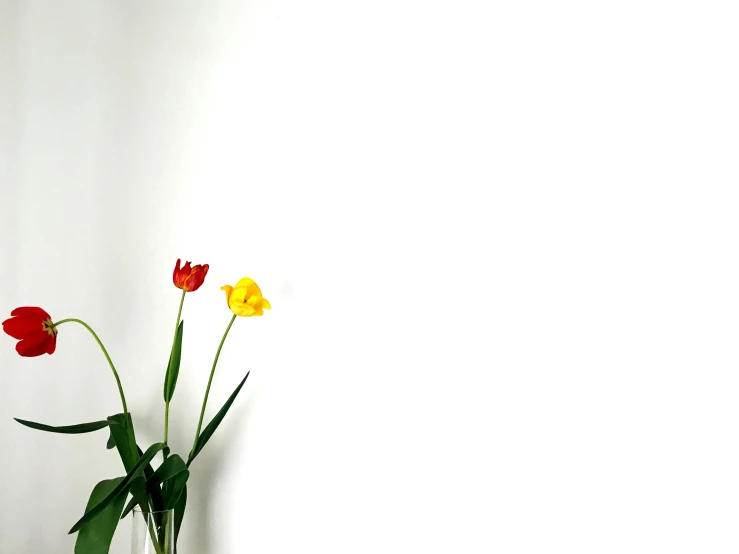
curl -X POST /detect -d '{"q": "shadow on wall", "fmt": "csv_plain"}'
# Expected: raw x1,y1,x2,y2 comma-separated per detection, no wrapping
189,395,256,554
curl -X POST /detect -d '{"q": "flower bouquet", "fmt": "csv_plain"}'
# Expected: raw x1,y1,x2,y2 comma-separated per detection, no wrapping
2,260,270,554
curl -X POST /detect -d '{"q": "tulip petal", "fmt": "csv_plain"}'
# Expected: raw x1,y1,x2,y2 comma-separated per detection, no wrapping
16,330,53,357
234,277,254,289
229,288,254,316
3,316,43,339
235,277,261,297
47,335,57,355
261,298,271,310
221,285,234,305
230,286,248,305
174,259,208,291
184,268,205,291
11,307,51,321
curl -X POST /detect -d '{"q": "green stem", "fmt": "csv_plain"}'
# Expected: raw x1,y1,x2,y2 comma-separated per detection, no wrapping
52,318,128,418
165,290,187,447
191,314,237,455
136,503,165,554
144,512,165,554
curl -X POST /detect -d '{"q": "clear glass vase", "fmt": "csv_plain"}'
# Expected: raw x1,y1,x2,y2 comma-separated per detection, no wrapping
131,508,175,554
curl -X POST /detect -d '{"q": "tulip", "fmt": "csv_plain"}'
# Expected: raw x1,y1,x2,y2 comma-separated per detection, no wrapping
173,259,209,292
221,277,271,317
191,276,271,456
2,307,58,357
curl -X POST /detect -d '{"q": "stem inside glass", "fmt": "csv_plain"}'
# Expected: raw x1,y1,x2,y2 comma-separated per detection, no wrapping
131,508,174,554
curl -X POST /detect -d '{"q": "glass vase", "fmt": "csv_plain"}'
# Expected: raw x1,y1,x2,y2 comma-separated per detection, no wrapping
131,508,175,554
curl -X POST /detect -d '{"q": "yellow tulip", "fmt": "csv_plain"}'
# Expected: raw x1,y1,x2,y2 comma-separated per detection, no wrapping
221,277,271,317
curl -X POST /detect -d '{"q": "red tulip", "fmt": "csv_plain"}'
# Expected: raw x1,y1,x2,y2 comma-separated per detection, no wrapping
2,307,58,357
173,259,209,292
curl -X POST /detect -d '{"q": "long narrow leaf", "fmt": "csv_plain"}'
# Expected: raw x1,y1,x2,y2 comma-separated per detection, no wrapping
69,442,166,534
128,475,152,525
145,454,189,511
188,371,250,466
162,469,189,510
74,477,127,554
148,454,188,488
120,460,165,521
107,414,139,472
108,428,153,524
118,476,154,526
120,495,138,521
138,445,165,514
164,320,184,402
15,418,116,434
174,485,187,554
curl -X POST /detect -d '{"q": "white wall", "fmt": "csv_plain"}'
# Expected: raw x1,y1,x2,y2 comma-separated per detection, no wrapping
1,1,739,553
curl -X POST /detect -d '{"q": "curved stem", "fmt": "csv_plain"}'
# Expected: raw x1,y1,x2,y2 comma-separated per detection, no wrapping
191,314,237,454
52,318,128,418
165,290,187,446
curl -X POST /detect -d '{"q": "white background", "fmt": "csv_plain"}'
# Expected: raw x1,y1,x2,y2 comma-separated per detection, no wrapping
1,1,738,553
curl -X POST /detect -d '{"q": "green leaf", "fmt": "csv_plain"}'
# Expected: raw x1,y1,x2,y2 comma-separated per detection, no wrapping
118,475,156,527
107,415,141,521
149,454,188,488
74,477,127,554
146,454,189,510
69,442,166,534
106,422,157,526
128,475,151,523
138,445,165,515
107,414,139,472
123,449,185,529
162,469,189,510
120,495,138,521
163,320,184,402
188,371,250,466
15,418,116,434
174,485,187,553
120,468,164,521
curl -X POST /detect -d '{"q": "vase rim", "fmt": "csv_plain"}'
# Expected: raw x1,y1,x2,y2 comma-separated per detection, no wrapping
132,508,175,514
